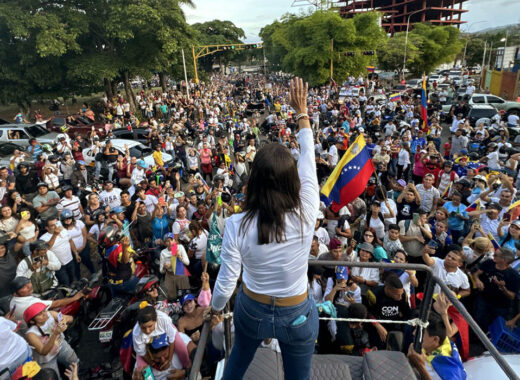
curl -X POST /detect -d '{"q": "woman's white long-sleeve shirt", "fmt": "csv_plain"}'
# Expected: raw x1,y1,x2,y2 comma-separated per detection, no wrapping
211,128,319,311
397,149,410,169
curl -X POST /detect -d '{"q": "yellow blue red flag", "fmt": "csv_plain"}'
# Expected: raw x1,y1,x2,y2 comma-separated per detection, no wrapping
320,134,375,212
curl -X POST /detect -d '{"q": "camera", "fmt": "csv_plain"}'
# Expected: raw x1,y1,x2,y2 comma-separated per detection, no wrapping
220,192,232,204
33,256,43,263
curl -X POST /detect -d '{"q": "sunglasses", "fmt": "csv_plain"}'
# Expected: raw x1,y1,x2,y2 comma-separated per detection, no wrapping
146,284,158,292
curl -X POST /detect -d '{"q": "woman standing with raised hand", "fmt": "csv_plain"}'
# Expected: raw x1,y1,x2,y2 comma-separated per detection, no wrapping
207,78,320,380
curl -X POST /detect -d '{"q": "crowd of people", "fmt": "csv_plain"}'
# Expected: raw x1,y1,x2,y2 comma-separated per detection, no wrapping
0,71,519,380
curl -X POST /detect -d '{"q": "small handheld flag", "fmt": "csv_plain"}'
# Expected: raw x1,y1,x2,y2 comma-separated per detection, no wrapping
366,66,375,73
389,93,401,102
421,76,428,129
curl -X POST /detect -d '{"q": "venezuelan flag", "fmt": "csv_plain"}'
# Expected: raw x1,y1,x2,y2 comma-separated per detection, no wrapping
119,329,134,373
465,199,480,212
320,134,375,212
487,232,500,250
366,66,375,72
171,243,191,276
506,199,520,221
389,93,401,102
421,76,428,129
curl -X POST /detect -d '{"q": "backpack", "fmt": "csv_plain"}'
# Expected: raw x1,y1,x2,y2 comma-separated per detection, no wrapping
24,257,54,294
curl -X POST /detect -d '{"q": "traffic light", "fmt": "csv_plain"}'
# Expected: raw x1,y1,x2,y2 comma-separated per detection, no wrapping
345,52,355,57
363,51,375,56
231,45,235,50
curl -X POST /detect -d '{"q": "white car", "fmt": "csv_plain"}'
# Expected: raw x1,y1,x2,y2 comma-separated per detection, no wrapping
428,74,444,85
82,139,173,168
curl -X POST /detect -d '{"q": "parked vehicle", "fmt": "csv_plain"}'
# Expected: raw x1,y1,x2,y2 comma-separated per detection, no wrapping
46,114,106,138
0,143,34,168
111,128,150,145
467,104,499,127
428,74,444,85
82,139,173,168
406,79,423,89
0,123,59,147
469,93,520,117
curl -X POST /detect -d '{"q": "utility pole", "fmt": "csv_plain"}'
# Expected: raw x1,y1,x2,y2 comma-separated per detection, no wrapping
330,39,334,82
192,46,199,84
263,47,267,76
181,48,190,98
487,41,493,68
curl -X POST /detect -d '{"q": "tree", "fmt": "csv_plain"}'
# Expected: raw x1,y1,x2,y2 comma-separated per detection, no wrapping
377,34,420,76
0,0,196,111
406,24,464,75
191,20,245,73
260,11,386,86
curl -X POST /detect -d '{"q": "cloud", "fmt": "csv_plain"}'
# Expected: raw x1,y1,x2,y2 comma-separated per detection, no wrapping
184,0,518,40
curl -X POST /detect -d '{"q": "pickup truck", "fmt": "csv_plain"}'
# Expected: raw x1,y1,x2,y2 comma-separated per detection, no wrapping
468,94,520,117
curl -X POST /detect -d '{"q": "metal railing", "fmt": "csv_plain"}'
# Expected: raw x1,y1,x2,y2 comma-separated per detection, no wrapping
189,260,520,380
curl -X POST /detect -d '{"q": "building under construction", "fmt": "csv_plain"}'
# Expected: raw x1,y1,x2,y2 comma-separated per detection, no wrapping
336,0,468,35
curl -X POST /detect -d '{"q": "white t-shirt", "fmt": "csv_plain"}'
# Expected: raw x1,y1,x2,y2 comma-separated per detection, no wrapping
56,195,82,220
380,198,397,227
432,257,469,294
0,317,31,368
99,188,122,209
368,216,385,240
67,220,86,250
41,228,73,265
328,144,339,166
142,194,158,214
137,333,192,380
10,296,52,324
508,114,520,126
315,227,330,246
132,310,178,357
191,231,208,260
486,151,500,170
159,245,189,273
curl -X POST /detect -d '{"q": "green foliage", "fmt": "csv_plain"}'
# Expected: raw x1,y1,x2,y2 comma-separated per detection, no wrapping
0,0,197,107
191,20,245,72
260,11,386,86
407,24,463,75
377,34,420,74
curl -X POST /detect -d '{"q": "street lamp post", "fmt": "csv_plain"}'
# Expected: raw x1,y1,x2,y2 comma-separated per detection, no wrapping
500,30,509,69
462,21,487,67
403,8,429,78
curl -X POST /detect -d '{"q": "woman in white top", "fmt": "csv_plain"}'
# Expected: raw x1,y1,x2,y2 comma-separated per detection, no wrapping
60,209,95,277
24,302,78,375
392,250,419,307
208,78,320,380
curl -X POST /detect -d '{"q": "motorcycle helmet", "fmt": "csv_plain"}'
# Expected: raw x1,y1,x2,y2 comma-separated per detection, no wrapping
468,152,479,161
92,209,105,221
60,209,74,221
17,162,28,170
41,144,52,153
134,275,160,295
98,225,119,249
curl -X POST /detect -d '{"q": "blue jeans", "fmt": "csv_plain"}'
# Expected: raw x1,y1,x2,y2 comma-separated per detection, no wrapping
55,260,75,286
108,275,140,297
74,244,95,279
222,288,318,380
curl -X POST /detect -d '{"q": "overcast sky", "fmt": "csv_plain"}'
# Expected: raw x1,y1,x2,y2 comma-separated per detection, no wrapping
183,0,520,42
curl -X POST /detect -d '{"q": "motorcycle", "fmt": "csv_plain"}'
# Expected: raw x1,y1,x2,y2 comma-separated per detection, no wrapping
88,248,158,347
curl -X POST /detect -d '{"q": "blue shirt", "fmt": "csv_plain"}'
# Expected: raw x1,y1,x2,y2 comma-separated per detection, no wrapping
28,144,42,161
411,137,426,154
443,202,468,232
152,215,169,241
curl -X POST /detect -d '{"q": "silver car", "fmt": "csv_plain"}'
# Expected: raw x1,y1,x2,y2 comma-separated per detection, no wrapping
0,123,59,147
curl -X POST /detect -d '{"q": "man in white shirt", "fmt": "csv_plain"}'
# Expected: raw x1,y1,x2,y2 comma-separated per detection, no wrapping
450,114,465,133
415,174,441,214
99,180,122,209
328,139,340,167
16,240,61,291
465,84,476,95
422,247,470,296
9,276,84,326
135,187,158,214
40,218,77,286
56,185,83,220
507,111,519,127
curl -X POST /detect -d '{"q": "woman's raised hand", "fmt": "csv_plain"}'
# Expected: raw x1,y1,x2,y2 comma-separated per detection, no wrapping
289,77,308,115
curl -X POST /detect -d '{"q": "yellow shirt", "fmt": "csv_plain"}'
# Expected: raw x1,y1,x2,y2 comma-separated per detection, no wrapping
153,150,164,166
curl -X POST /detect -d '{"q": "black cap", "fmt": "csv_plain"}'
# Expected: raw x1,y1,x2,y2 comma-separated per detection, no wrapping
36,182,48,188
488,202,502,211
62,185,72,192
11,276,30,292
